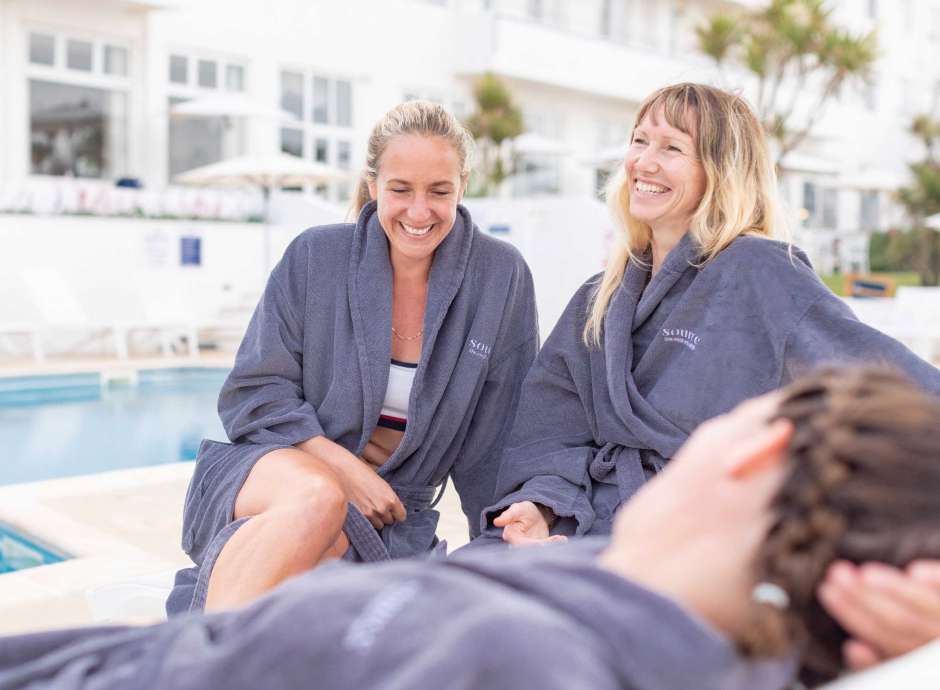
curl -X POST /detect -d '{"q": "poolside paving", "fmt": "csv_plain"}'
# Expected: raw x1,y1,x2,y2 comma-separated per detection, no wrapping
0,462,470,634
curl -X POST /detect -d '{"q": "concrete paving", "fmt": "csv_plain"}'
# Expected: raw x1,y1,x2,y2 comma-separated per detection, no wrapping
0,461,471,635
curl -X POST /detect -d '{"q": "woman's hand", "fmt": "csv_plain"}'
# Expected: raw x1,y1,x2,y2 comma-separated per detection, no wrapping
297,436,406,529
818,559,940,669
494,501,567,547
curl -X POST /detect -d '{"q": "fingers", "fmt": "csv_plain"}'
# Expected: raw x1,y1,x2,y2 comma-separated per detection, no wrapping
842,640,882,671
503,526,567,547
390,497,407,524
365,512,385,530
493,502,527,527
493,501,541,527
909,560,940,587
819,560,940,660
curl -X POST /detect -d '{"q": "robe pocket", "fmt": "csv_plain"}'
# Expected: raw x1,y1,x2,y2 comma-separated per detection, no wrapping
182,440,270,557
381,508,441,559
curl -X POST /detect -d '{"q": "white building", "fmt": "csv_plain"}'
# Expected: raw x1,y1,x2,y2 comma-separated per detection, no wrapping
1,0,939,273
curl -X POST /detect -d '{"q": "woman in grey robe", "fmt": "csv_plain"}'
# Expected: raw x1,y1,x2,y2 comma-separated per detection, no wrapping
4,367,940,690
481,83,940,545
166,101,538,615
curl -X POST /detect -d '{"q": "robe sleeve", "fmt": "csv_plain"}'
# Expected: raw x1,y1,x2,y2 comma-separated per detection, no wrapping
217,238,327,445
782,292,940,398
479,354,599,536
450,335,538,538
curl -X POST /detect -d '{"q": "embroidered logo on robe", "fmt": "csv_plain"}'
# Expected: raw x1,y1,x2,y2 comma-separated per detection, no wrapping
342,581,421,652
467,338,492,359
662,328,701,351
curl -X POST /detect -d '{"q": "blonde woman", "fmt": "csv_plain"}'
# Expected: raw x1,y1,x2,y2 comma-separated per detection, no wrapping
167,101,538,614
482,82,940,545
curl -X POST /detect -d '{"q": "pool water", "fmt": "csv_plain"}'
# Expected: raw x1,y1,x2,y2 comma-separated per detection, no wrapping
0,368,229,486
0,523,67,572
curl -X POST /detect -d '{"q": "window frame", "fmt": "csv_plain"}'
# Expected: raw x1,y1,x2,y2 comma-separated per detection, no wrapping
277,66,356,202
25,26,133,180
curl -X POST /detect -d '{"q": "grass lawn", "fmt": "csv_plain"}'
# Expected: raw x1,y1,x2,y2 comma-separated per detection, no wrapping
820,272,922,295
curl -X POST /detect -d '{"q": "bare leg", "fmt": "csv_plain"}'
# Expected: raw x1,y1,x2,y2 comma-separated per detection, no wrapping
204,448,348,611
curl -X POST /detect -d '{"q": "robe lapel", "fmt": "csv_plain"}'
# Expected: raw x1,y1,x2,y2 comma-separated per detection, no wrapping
349,203,394,454
632,232,697,333
598,234,700,455
391,205,473,465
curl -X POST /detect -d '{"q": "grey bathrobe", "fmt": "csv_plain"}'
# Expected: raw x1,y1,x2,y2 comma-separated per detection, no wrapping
167,202,538,614
481,234,940,538
0,540,795,690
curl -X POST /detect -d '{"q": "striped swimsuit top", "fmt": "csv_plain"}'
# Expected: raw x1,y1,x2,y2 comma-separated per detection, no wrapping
377,359,417,432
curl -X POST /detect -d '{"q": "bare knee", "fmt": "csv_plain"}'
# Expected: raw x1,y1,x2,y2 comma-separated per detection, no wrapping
235,447,347,520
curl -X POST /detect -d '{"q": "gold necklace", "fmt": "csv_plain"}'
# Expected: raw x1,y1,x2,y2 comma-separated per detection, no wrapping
391,326,423,341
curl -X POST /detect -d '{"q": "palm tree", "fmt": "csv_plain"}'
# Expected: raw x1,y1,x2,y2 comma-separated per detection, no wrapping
696,0,877,167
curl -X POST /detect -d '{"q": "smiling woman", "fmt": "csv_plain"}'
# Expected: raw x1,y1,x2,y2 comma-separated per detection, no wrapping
479,83,940,555
167,100,539,615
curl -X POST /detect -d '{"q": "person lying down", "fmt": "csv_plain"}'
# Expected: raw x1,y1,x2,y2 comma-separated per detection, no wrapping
1,367,938,690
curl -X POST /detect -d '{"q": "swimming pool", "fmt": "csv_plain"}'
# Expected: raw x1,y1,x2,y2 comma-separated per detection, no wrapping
0,522,68,573
0,368,229,486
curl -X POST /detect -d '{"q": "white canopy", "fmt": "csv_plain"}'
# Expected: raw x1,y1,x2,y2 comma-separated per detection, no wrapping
511,132,573,156
170,94,299,123
175,153,348,189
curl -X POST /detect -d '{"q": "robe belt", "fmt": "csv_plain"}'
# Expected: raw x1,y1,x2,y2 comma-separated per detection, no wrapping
588,443,649,502
343,482,442,563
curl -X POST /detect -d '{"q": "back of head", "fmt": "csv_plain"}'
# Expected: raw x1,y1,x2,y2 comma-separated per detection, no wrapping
749,367,940,685
352,100,475,216
585,82,784,346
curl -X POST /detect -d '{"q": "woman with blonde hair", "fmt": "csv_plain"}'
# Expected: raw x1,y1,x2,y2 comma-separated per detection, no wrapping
481,82,940,545
166,100,538,614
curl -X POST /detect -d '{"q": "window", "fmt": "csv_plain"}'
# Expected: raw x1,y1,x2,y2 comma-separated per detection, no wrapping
226,64,244,92
168,96,225,178
802,181,816,226
66,39,93,71
277,68,354,200
29,33,55,66
104,45,128,76
281,71,303,119
314,137,329,163
860,190,880,232
197,59,217,88
167,52,249,180
337,141,351,169
312,76,329,124
281,128,303,158
336,80,352,127
26,30,131,180
30,80,127,178
822,188,838,229
169,54,188,84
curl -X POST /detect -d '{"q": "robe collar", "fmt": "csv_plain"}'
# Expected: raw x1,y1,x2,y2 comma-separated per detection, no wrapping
598,232,701,452
347,201,474,469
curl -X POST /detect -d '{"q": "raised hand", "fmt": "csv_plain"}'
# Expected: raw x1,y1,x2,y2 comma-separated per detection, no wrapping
818,559,940,669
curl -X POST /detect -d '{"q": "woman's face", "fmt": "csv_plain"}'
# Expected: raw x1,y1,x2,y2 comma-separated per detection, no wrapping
368,134,465,268
624,106,706,235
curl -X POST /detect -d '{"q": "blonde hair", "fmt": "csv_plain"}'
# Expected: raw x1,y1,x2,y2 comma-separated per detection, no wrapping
583,83,785,347
352,100,475,216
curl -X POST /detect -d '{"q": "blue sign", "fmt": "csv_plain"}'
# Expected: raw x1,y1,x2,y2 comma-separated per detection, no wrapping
181,236,202,266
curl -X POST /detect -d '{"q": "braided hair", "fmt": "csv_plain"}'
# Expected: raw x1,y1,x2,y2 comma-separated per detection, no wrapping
744,367,940,686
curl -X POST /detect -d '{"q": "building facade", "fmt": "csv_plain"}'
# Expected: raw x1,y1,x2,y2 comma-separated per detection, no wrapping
2,0,939,272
